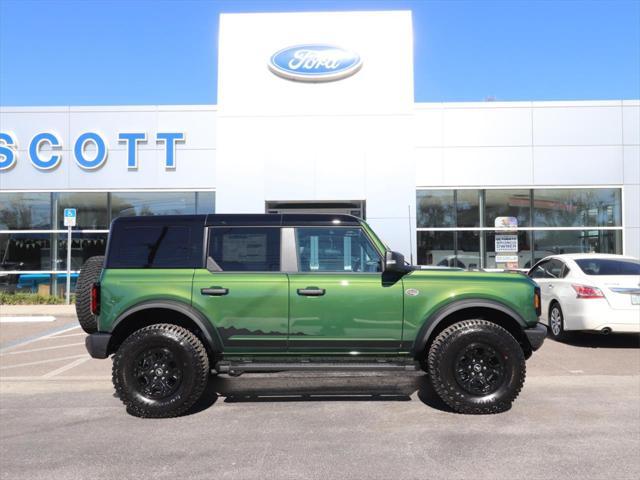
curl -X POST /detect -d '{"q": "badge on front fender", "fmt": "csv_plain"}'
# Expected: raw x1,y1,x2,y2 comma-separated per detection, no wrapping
405,288,420,297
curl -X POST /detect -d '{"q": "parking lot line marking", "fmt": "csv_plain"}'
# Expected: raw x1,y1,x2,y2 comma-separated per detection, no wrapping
0,316,56,323
47,332,85,339
0,342,85,356
0,354,87,371
42,357,91,378
0,324,80,353
0,375,107,381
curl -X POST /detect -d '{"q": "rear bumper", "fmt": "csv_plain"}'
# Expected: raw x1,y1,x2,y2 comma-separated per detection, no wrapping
564,307,640,333
524,323,547,351
85,333,111,359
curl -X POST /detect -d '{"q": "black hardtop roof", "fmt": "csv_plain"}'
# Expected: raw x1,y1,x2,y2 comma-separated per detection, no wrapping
206,213,362,227
111,213,363,228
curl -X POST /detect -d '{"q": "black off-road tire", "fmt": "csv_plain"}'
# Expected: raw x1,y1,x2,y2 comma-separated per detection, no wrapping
75,255,104,334
427,319,526,414
112,324,209,418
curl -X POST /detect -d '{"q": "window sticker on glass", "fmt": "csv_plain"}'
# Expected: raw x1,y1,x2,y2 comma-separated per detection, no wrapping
222,234,267,263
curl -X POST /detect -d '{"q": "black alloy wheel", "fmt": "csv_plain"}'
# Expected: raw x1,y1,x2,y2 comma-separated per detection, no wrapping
132,347,183,400
453,343,505,396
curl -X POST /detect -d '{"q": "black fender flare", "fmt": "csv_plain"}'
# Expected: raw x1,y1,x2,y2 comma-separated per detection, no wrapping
410,299,528,357
109,300,223,353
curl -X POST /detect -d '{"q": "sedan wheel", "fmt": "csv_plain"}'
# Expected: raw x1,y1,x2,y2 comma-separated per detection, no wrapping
548,304,565,340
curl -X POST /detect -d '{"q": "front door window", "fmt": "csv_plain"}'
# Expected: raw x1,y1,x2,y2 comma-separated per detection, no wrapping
296,227,381,273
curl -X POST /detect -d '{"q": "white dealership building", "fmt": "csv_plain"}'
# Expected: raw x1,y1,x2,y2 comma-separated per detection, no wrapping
1,10,638,294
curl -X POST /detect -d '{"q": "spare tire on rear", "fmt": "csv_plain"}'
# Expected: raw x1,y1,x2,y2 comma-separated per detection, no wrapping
75,255,104,334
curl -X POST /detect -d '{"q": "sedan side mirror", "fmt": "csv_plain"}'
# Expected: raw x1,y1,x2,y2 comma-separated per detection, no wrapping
384,250,412,273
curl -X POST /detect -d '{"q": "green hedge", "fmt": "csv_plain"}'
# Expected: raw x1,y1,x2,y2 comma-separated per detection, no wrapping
0,293,76,305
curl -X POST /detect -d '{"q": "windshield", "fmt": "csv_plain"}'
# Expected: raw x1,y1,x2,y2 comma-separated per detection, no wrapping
575,258,640,276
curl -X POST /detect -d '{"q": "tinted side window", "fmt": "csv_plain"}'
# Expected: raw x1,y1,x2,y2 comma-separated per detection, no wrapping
529,261,549,279
547,259,564,278
208,227,280,272
296,227,381,273
576,259,640,275
108,225,200,268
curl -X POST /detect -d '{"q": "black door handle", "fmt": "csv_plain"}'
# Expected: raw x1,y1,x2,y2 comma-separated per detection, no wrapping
297,287,325,296
201,287,229,296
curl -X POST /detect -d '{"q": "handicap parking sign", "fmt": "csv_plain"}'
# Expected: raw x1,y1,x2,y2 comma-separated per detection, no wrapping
64,208,76,227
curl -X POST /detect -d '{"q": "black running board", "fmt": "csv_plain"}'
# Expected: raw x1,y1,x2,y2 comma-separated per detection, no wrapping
215,361,418,376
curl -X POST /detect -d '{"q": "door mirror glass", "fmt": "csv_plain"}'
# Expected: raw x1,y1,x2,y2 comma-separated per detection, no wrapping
384,250,411,273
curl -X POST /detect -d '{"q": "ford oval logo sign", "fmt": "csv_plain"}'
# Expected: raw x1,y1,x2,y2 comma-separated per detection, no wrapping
269,44,362,82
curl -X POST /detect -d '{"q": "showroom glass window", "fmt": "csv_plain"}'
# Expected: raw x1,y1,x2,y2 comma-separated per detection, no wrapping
57,192,109,229
416,188,623,269
0,191,215,296
0,192,51,229
533,189,621,227
0,193,54,287
485,189,530,228
417,190,455,228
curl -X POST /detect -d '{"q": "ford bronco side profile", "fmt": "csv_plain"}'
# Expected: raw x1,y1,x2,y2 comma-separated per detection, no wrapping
80,214,546,417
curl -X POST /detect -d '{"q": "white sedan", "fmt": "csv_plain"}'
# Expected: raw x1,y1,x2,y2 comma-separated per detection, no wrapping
528,254,640,339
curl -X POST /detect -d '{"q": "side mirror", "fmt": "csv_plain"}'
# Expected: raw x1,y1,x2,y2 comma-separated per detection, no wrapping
384,250,411,273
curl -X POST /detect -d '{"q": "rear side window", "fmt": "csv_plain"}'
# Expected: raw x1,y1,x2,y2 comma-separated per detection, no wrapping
576,259,640,275
107,225,201,268
208,227,280,272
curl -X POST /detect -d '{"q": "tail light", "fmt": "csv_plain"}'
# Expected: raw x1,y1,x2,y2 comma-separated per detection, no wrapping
534,286,541,316
572,284,604,299
90,282,100,315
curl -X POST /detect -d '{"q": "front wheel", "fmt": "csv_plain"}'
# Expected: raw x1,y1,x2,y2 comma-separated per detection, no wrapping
427,319,526,414
112,324,209,418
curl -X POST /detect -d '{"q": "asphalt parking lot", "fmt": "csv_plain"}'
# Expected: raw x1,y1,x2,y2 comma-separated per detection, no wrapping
1,314,639,480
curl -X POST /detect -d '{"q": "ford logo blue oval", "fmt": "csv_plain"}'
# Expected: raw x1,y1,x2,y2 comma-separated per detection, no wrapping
269,44,362,82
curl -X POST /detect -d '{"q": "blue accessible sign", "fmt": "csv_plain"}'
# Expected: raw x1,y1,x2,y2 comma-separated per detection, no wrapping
63,208,76,227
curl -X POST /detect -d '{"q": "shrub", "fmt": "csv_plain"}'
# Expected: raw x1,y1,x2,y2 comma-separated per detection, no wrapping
0,293,76,305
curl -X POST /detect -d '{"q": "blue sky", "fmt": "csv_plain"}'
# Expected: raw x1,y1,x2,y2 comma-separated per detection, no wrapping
0,0,638,105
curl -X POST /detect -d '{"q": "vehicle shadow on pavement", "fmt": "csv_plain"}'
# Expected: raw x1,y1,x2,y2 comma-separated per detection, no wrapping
187,373,455,415
555,333,640,349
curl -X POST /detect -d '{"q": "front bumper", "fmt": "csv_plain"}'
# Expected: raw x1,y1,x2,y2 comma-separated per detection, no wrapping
85,333,112,359
524,323,547,351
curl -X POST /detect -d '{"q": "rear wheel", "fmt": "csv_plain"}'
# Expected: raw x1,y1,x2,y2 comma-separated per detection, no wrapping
75,255,104,334
548,303,566,341
112,324,209,418
427,319,526,414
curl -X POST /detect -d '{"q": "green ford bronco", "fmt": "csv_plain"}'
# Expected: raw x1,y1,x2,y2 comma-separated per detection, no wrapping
79,214,545,417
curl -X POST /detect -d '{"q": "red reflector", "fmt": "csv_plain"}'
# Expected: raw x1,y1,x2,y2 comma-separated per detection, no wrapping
572,284,604,299
90,283,100,315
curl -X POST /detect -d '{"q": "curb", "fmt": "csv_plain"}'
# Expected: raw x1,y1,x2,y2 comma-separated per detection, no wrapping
0,305,77,316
